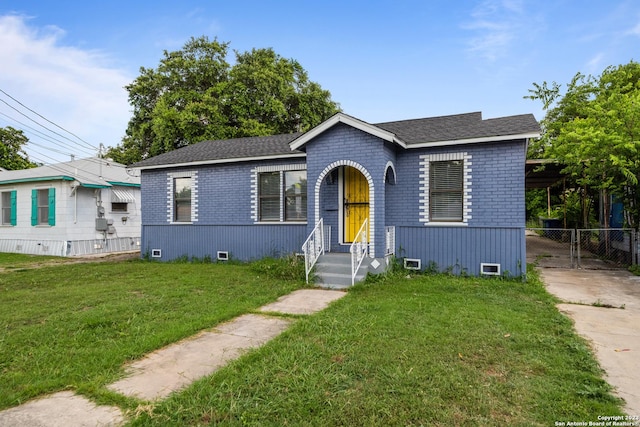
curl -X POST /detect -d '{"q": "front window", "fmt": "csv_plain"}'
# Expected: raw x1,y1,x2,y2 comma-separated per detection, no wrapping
419,152,471,225
1,191,15,225
174,177,192,222
258,170,307,222
37,189,49,225
259,172,281,221
429,160,463,222
284,171,307,221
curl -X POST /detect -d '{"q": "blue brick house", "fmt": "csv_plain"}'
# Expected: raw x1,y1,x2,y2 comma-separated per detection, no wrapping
132,112,539,283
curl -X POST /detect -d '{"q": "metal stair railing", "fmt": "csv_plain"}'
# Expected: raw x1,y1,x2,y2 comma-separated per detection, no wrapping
350,218,368,285
302,218,324,283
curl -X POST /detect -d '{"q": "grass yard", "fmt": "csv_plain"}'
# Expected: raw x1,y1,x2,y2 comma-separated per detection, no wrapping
0,254,625,425
0,254,304,411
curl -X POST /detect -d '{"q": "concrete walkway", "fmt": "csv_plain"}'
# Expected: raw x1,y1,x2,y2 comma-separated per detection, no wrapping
0,289,346,427
540,268,640,416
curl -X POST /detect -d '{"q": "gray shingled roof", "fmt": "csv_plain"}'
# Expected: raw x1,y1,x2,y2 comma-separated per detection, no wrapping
375,112,540,144
132,132,304,169
132,112,539,169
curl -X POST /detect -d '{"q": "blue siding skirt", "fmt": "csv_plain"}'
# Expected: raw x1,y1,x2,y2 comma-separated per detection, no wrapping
395,226,526,277
141,224,307,262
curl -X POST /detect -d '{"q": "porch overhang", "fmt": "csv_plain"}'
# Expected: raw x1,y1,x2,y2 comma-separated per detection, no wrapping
525,159,566,189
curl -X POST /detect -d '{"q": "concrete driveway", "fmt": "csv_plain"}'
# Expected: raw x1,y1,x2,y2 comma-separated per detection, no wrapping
539,267,640,416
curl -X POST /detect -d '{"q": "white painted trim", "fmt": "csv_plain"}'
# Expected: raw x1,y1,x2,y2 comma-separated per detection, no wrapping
167,171,198,223
419,153,472,225
383,161,397,184
252,221,307,225
407,132,540,149
136,129,537,172
423,222,469,227
314,160,375,256
480,263,501,276
137,153,306,171
404,258,421,270
251,166,308,224
289,113,403,150
337,167,344,245
254,164,307,173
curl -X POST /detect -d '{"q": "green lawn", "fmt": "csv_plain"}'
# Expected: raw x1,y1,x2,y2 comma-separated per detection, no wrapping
0,255,304,410
0,254,624,425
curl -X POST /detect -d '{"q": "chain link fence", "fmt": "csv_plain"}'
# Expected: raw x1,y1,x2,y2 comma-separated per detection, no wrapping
526,228,638,269
526,228,575,268
577,229,637,269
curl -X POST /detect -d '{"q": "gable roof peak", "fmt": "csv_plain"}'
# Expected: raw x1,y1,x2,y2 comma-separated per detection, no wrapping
289,112,405,150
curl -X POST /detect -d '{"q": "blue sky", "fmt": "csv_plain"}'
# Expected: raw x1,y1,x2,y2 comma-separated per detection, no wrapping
0,0,638,164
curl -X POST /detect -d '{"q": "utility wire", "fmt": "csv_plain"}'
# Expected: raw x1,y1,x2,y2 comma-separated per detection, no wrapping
25,147,114,184
0,97,96,153
0,112,95,157
0,88,97,151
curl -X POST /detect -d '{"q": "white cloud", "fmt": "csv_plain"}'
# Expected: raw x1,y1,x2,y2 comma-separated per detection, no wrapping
627,20,640,36
0,14,133,162
585,53,605,75
462,0,530,61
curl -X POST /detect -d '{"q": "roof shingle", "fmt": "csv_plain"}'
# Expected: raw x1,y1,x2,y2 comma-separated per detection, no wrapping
131,112,539,169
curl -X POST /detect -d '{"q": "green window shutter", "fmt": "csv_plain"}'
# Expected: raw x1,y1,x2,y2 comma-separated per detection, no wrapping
10,190,17,226
31,189,37,226
48,188,56,226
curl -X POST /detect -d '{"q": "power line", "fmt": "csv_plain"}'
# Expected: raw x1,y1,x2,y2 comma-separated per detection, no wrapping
0,112,95,157
0,96,96,153
0,88,97,151
24,147,114,184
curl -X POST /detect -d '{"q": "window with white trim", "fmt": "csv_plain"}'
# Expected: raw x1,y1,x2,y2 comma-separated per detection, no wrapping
173,177,191,222
419,153,471,225
430,160,463,221
167,171,197,223
1,191,16,226
254,166,307,222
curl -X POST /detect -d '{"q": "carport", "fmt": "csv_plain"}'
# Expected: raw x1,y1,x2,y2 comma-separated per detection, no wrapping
525,159,638,270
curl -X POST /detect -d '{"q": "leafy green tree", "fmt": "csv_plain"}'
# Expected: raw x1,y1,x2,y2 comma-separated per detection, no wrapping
107,37,340,163
527,61,640,228
0,126,36,170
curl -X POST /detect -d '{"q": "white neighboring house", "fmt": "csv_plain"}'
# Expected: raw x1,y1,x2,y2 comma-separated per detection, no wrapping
0,157,141,256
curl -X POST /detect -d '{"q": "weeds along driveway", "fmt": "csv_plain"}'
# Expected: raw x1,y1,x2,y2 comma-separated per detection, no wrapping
539,267,640,416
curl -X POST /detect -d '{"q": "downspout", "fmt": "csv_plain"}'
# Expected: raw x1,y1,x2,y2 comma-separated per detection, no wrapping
73,167,79,224
70,182,79,224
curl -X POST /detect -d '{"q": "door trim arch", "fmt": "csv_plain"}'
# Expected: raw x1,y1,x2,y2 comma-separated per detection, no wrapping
314,160,375,255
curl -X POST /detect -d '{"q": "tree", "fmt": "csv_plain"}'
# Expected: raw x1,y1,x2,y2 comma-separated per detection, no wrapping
0,126,36,170
107,37,340,164
527,61,640,228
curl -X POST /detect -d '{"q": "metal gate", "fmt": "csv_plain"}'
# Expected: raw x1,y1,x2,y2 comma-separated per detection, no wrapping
576,229,637,269
526,228,575,268
526,228,637,269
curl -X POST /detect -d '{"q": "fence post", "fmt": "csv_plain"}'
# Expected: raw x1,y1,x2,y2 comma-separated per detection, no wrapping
576,229,581,269
631,230,639,265
570,229,576,269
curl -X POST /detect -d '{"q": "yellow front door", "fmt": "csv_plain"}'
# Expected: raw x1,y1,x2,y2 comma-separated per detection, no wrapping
344,166,369,242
